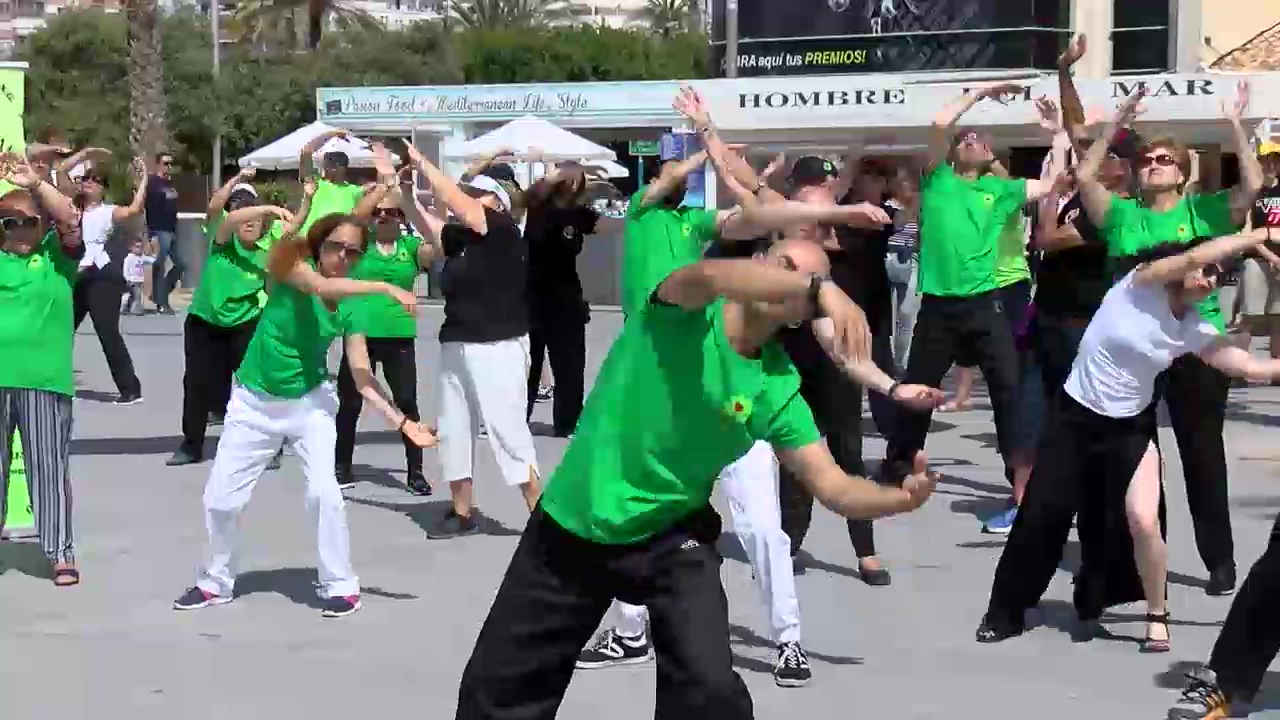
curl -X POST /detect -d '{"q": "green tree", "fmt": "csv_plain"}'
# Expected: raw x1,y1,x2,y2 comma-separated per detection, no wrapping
634,0,691,38
229,0,379,51
449,0,583,30
457,25,706,83
127,0,171,161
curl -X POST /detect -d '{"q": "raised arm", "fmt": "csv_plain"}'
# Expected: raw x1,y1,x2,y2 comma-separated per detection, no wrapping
112,158,148,222
1058,35,1090,145
343,333,437,447
208,167,256,216
1133,229,1267,286
1078,88,1145,228
774,441,934,520
299,128,348,180
404,142,489,235
282,177,317,240
460,145,515,183
352,143,399,219
673,86,764,197
269,246,417,309
926,83,1024,171
741,197,890,231
1223,81,1265,224
3,155,79,227
639,149,708,208
216,205,293,246
55,147,111,196
1200,339,1280,383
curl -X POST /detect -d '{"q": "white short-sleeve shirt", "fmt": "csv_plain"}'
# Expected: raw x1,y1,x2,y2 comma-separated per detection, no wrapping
1065,270,1221,418
79,203,117,269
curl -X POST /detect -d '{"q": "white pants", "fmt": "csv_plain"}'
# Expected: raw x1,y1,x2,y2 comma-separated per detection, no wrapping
614,441,802,645
196,382,359,599
438,337,539,487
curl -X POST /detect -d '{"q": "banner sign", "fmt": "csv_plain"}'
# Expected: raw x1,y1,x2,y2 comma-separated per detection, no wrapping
3,429,35,539
709,0,1056,77
0,67,23,154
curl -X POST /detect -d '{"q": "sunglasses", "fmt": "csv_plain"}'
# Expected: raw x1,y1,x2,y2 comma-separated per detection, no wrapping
1137,154,1178,169
955,132,984,146
1202,263,1222,280
0,215,40,232
322,239,365,260
374,207,404,222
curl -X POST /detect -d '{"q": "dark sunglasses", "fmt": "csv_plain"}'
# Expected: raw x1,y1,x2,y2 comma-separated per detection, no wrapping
0,215,40,232
954,132,984,146
1137,154,1178,169
1202,263,1222,280
322,239,365,260
373,207,404,222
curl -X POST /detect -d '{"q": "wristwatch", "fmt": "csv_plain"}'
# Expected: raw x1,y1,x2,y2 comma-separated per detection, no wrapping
807,274,825,318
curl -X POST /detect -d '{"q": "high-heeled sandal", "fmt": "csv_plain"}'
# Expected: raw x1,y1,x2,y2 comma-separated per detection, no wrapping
1141,611,1170,653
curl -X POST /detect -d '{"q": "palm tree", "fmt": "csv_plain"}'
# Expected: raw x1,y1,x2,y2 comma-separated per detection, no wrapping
449,0,584,30
229,0,379,50
632,0,690,37
126,0,170,161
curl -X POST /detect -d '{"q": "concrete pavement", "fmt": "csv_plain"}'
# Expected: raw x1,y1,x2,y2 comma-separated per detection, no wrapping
3,306,1280,719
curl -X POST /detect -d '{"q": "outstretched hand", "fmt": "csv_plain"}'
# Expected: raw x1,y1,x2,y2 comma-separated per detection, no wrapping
1058,33,1087,68
890,384,946,411
402,421,438,448
901,452,937,510
1222,79,1251,122
673,85,712,128
817,283,873,366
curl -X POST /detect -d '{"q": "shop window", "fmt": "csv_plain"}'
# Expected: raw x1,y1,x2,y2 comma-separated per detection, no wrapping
1112,0,1172,73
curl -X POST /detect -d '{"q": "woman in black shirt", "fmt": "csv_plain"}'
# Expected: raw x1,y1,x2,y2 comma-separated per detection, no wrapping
403,145,541,540
522,163,599,437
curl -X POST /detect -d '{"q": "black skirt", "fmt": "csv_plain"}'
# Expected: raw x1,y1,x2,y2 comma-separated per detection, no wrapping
985,391,1165,623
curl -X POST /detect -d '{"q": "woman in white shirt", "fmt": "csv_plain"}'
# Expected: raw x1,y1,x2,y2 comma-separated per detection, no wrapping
976,228,1280,653
70,160,148,404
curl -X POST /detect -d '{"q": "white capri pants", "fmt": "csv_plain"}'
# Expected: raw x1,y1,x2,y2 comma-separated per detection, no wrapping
438,337,540,487
615,441,801,645
196,382,359,599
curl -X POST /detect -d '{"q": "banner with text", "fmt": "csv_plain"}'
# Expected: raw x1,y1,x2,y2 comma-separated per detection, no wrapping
709,0,1059,77
0,68,24,155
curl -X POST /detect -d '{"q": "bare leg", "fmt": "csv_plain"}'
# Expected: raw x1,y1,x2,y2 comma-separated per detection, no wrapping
941,366,975,412
1125,441,1168,647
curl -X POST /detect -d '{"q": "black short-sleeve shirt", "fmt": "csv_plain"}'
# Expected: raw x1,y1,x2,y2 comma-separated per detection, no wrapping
1034,193,1110,320
439,207,529,343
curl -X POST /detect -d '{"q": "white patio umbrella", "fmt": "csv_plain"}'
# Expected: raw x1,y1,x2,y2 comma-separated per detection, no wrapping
238,120,398,171
444,115,617,163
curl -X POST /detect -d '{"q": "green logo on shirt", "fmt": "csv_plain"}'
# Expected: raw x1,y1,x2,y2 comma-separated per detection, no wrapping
27,256,43,270
1177,224,1190,238
725,396,753,423
982,194,995,205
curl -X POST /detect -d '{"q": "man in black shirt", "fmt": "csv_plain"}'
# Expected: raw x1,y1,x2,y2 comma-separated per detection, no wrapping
1237,144,1280,358
776,156,899,586
145,151,183,314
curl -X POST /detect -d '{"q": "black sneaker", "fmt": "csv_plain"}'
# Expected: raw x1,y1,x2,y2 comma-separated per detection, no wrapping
576,628,654,669
166,447,202,466
773,642,812,687
266,449,283,471
157,305,176,316
426,509,480,539
320,595,362,618
1206,567,1236,597
173,586,233,611
975,612,1026,643
1168,667,1230,719
115,392,143,406
336,465,357,490
406,470,432,496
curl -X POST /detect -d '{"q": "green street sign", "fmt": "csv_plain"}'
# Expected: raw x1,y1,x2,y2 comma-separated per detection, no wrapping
629,140,661,156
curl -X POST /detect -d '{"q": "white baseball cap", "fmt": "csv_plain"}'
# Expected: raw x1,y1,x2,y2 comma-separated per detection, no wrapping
462,174,511,213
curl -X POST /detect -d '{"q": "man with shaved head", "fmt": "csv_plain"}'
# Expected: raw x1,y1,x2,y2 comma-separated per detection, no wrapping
455,166,940,718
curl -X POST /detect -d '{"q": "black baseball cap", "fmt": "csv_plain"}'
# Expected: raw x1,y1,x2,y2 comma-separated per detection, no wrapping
789,156,840,188
483,162,518,187
322,151,349,169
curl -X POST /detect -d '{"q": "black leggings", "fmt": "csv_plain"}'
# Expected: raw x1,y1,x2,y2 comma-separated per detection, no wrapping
72,266,140,397
526,315,586,437
335,337,422,474
1208,513,1280,703
180,314,258,455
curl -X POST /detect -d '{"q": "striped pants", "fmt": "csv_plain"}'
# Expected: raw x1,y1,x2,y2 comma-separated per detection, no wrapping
0,388,75,563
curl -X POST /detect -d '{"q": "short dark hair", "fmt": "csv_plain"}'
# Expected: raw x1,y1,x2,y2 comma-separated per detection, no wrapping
154,151,173,163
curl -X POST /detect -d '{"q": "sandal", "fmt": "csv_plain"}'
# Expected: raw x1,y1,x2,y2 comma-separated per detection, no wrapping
1141,611,1170,653
52,566,80,587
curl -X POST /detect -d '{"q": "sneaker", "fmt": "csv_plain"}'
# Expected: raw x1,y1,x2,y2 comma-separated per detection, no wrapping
1168,667,1230,719
982,504,1018,535
975,612,1026,644
157,305,176,316
406,470,432,496
266,449,283,471
536,384,554,402
207,413,225,426
320,595,362,618
173,586,232,611
426,509,480,539
773,642,812,687
115,392,143,406
576,628,653,669
336,465,357,490
1205,566,1236,597
166,447,202,466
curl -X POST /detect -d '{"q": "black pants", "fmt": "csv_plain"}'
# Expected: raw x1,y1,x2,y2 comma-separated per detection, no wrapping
456,505,751,720
885,291,1020,480
1032,312,1090,407
1160,354,1235,575
778,325,895,559
526,314,586,437
1208,514,1280,703
984,394,1162,626
336,337,422,474
72,266,140,397
180,314,258,455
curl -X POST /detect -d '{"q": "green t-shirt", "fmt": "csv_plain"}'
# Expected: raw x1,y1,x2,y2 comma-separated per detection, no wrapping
235,276,355,399
1101,191,1241,332
0,231,80,396
299,178,364,234
342,234,421,339
994,213,1031,288
540,300,821,544
188,212,278,328
917,164,1028,297
621,187,718,316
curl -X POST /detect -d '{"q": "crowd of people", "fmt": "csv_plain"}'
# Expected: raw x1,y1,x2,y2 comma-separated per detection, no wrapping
6,33,1280,720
